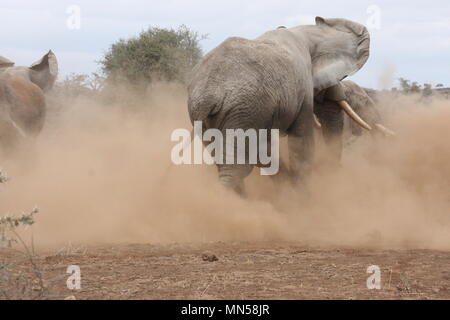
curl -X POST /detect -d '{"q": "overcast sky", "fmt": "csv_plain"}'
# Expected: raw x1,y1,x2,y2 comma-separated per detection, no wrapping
1,0,449,89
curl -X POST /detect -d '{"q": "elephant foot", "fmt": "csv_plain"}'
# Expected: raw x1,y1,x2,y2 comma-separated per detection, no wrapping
219,176,247,198
217,164,253,198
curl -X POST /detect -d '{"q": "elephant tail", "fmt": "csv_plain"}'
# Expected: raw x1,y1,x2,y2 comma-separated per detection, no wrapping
188,93,223,123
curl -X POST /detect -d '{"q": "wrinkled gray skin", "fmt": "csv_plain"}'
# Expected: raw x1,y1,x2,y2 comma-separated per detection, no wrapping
314,80,382,165
0,51,58,151
188,17,370,194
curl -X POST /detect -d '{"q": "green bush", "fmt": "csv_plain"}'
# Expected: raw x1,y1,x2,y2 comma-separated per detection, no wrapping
100,25,205,85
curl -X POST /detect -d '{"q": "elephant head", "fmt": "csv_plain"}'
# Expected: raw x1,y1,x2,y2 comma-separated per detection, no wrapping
289,17,378,134
1,50,58,92
305,17,370,91
341,80,395,137
314,80,396,164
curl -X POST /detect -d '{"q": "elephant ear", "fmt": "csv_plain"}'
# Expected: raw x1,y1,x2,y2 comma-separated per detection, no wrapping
312,17,370,91
29,50,58,91
0,56,14,68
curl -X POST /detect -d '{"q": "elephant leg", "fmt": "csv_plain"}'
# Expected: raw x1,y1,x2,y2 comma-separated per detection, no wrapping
288,97,315,188
201,128,252,196
315,100,344,166
217,163,253,196
0,120,24,154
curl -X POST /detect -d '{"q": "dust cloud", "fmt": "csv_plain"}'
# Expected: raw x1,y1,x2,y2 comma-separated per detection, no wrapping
1,83,449,250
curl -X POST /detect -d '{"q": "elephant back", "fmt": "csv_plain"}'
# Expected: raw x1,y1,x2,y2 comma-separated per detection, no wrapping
188,37,304,128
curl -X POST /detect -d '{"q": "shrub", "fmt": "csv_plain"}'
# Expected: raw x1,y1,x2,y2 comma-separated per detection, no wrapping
0,170,44,299
100,25,205,85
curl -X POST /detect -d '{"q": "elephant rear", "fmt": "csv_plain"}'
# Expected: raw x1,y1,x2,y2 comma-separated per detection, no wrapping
187,37,302,131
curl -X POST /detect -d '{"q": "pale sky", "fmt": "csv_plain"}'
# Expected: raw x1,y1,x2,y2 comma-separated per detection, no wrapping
1,0,449,89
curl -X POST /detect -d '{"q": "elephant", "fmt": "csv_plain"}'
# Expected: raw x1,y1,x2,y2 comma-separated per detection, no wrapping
1,50,58,93
187,17,371,195
0,51,58,151
314,80,395,165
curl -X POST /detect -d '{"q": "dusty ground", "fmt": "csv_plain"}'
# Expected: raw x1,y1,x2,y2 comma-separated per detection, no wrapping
1,87,450,300
1,242,449,300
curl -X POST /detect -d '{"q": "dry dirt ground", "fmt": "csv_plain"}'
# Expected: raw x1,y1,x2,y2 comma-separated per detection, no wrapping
1,242,449,299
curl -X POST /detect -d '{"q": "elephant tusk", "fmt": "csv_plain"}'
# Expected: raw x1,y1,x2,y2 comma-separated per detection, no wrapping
338,100,372,131
375,123,396,137
313,114,322,129
9,119,26,138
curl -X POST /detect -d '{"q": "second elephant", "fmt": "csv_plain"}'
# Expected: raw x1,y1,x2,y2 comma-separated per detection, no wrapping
0,51,58,151
314,80,394,164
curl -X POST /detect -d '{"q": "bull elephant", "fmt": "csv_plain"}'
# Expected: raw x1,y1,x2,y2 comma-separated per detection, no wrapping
188,17,371,194
0,51,58,151
314,80,395,165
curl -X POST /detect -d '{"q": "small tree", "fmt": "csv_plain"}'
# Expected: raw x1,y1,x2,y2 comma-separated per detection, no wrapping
100,25,205,85
54,72,105,97
410,81,421,93
422,83,433,97
398,78,422,94
398,77,411,92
